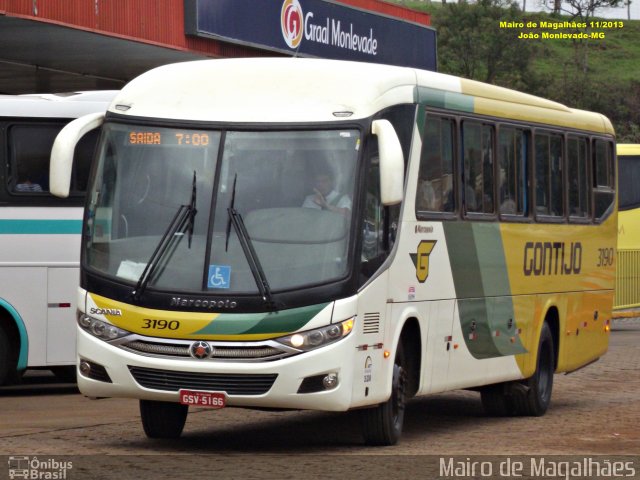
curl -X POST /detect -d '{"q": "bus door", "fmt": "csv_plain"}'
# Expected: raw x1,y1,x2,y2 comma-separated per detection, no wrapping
352,155,398,406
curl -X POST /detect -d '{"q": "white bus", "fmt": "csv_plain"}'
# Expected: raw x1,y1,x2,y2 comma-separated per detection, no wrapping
51,59,615,445
0,91,116,385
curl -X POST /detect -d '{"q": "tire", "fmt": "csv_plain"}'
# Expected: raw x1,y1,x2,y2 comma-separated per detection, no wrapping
515,322,555,416
140,400,188,439
481,322,554,417
361,343,407,446
480,383,516,417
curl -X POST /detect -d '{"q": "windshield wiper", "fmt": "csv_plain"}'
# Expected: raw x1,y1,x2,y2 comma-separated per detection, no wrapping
225,177,276,310
225,174,237,253
187,171,197,248
132,171,197,302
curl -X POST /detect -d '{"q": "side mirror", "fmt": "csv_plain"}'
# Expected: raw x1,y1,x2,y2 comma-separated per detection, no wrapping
371,119,404,205
50,112,105,198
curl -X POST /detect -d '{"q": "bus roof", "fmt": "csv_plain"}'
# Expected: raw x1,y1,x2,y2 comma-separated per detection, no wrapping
0,91,118,118
107,58,613,135
617,144,640,156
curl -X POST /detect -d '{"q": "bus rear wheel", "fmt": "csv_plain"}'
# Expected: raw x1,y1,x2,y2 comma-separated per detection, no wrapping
361,343,407,446
480,322,555,417
480,383,516,416
140,400,188,439
514,322,555,416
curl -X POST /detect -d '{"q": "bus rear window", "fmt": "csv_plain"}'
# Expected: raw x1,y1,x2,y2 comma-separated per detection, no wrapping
619,155,640,211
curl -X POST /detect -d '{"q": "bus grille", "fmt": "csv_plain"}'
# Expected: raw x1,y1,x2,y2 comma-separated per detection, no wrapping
119,339,290,361
615,249,640,309
128,366,278,395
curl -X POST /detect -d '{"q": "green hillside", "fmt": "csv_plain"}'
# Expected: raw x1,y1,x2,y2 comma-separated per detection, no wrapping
389,1,640,141
528,12,640,84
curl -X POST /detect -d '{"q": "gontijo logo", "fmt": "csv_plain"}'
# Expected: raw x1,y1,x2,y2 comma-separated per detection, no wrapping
281,0,304,48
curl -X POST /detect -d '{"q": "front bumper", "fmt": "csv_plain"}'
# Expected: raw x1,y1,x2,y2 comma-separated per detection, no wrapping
76,326,357,411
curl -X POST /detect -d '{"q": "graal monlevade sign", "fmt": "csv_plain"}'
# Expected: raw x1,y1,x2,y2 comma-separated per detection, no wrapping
185,0,437,71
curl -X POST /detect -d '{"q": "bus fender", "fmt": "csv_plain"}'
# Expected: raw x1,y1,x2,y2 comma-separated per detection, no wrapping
0,299,29,373
530,297,560,376
379,304,423,400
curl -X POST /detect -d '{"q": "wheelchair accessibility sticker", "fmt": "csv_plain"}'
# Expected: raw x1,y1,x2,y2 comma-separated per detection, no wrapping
208,265,231,289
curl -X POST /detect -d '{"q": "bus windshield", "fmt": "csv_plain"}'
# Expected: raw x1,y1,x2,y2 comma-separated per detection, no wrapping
85,123,360,295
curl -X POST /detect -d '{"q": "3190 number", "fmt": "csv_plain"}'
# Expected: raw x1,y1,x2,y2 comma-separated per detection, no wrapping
597,248,614,267
141,319,180,330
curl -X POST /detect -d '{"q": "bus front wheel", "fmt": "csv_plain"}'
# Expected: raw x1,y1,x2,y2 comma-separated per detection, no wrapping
140,400,188,439
361,343,407,446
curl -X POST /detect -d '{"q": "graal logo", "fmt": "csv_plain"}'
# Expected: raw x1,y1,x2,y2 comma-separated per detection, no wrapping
281,0,303,48
8,456,73,479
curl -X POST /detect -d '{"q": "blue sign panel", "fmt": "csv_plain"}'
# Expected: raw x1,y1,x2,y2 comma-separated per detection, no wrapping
208,265,231,289
184,0,437,71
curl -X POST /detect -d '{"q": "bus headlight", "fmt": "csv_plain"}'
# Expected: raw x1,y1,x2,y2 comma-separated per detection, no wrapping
276,318,354,352
77,313,130,341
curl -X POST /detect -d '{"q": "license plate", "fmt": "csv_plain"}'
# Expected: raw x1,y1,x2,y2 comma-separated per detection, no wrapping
179,389,226,408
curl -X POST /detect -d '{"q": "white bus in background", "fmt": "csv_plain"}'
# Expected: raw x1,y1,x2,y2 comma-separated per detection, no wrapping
0,91,116,385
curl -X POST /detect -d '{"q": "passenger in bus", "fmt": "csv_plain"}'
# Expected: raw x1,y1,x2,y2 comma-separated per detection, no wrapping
15,178,43,192
417,178,439,211
14,161,46,193
302,170,352,215
498,168,517,214
417,156,456,213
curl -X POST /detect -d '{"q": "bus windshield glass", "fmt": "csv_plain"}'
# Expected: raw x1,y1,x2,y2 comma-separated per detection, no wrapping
84,123,360,295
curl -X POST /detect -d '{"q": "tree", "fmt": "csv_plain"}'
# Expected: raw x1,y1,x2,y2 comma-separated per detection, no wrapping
433,0,537,91
540,0,622,74
541,0,622,21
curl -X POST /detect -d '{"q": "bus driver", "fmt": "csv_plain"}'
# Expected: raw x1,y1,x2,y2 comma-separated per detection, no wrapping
302,170,352,215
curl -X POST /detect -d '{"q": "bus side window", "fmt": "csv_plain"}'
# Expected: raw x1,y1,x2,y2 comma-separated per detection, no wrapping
7,123,98,197
567,136,590,220
593,139,615,220
535,133,549,215
416,115,455,216
535,132,564,218
462,121,494,215
360,155,399,282
498,127,528,217
550,134,564,216
7,124,59,194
